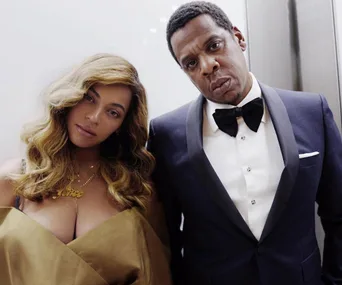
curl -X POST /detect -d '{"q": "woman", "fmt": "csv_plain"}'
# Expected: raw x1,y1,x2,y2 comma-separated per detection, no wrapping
0,53,172,285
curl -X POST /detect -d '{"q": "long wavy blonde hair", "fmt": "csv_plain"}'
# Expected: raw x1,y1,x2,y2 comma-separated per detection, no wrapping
12,53,155,209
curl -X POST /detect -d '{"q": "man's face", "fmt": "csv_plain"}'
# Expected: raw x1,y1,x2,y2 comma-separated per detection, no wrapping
171,14,252,105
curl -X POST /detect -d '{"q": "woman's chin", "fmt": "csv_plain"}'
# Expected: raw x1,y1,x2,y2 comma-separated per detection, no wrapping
69,139,98,149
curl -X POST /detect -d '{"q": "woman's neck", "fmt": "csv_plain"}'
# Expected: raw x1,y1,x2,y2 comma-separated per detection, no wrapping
72,146,101,172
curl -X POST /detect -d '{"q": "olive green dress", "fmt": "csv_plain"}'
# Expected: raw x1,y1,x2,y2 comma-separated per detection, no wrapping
0,206,172,285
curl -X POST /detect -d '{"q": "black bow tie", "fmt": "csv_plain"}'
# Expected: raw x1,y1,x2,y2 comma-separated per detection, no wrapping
212,97,264,137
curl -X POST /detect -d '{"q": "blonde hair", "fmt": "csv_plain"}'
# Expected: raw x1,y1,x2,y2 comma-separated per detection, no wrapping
12,53,155,209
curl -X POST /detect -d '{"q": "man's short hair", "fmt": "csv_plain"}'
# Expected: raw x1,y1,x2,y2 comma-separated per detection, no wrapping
166,1,234,63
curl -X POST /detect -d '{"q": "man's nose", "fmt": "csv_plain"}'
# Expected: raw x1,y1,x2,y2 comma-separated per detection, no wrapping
201,56,220,77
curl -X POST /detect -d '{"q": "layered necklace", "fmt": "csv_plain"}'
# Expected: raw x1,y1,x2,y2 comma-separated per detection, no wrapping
52,162,100,200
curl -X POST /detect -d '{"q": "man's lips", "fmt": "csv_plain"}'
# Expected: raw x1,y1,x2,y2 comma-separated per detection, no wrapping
211,78,232,97
210,77,230,92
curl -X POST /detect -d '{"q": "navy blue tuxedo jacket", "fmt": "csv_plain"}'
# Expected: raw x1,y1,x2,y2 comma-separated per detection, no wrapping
148,83,342,285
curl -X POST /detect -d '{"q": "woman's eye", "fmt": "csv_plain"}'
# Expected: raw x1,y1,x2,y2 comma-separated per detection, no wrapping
109,110,119,118
84,93,94,102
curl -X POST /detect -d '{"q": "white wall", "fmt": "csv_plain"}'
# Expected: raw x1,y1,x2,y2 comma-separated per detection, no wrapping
334,0,342,109
295,0,341,131
0,0,247,162
247,0,298,91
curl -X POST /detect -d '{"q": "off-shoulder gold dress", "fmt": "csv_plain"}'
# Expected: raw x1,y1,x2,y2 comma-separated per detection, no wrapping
0,206,172,285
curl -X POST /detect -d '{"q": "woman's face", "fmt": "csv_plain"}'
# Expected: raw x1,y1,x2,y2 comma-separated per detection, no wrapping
67,83,132,149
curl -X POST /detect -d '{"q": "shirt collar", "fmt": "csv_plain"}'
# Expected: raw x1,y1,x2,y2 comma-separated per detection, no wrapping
205,72,266,133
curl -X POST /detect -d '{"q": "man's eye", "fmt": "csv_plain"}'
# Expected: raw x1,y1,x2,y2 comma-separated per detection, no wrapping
185,60,197,70
209,42,221,51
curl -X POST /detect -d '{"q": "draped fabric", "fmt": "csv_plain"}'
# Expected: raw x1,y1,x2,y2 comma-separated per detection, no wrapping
0,207,172,285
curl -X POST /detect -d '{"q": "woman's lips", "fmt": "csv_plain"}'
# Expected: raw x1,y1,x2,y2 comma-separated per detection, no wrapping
76,125,96,137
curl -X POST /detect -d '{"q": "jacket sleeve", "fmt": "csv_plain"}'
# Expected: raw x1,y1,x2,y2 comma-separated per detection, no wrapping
316,94,342,284
147,119,184,285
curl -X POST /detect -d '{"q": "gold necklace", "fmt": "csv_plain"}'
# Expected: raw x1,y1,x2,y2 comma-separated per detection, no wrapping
52,163,99,199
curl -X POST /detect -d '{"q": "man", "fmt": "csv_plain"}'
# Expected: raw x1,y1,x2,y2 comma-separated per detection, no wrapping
147,1,342,284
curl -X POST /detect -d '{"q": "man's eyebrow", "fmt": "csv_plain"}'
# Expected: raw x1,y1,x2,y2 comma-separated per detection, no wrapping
204,35,219,45
179,35,222,65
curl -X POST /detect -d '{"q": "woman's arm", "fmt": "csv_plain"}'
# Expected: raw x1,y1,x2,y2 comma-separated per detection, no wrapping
0,158,22,206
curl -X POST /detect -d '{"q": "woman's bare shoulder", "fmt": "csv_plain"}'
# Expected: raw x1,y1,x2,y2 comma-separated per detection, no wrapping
0,158,22,206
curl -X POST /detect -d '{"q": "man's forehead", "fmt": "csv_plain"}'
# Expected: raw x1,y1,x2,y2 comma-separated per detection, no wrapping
171,16,227,60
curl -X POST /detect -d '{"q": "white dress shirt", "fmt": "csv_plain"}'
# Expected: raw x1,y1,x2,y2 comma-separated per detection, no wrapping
203,73,284,240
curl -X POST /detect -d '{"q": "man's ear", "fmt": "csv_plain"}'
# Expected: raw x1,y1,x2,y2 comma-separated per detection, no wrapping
232,26,246,51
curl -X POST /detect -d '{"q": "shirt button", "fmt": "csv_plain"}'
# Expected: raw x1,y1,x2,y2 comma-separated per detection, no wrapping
247,167,251,172
241,135,246,140
251,200,256,205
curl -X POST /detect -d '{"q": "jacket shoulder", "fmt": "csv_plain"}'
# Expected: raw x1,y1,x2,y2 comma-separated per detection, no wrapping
274,87,322,105
150,101,193,132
